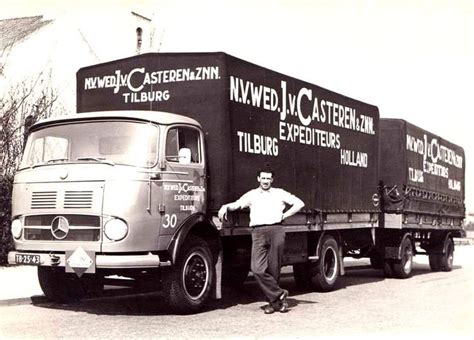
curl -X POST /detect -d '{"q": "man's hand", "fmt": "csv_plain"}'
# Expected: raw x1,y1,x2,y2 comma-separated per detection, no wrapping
218,205,228,221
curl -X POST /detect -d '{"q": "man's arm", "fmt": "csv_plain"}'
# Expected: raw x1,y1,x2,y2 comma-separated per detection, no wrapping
218,201,242,221
282,195,305,221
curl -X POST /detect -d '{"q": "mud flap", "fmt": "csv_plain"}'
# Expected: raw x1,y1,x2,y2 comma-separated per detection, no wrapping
213,248,223,299
338,246,345,276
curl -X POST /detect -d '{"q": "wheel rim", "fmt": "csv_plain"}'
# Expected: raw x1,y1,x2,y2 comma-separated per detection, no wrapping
402,243,413,274
446,242,454,268
323,247,338,282
182,251,209,300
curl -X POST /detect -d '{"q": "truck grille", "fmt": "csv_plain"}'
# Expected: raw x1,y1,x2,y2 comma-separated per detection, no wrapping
23,215,101,241
64,191,93,209
31,191,57,209
31,191,94,209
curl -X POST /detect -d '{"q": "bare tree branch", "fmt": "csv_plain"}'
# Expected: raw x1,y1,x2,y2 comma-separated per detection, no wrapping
1,79,62,264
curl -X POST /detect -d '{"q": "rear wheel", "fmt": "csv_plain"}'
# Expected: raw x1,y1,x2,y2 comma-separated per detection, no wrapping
430,237,454,272
392,236,414,279
162,236,214,314
439,238,454,271
308,235,340,292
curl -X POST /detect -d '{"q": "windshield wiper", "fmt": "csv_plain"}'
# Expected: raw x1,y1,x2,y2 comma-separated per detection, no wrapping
76,157,115,166
32,158,69,168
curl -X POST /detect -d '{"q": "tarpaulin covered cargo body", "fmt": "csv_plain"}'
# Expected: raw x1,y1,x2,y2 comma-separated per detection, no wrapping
77,52,380,214
379,119,465,218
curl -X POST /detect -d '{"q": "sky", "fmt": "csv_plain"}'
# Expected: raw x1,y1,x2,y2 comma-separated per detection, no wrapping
2,0,474,213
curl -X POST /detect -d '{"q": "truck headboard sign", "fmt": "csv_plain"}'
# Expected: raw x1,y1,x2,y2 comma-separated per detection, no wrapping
77,52,379,212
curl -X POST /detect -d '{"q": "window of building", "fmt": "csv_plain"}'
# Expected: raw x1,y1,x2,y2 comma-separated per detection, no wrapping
136,27,143,54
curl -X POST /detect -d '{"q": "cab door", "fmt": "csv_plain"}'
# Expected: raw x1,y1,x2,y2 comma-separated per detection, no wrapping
159,125,206,237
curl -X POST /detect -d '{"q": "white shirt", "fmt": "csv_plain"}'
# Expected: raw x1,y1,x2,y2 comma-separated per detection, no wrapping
236,187,303,227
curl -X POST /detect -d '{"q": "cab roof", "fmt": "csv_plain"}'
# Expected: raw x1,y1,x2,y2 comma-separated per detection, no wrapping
31,110,202,130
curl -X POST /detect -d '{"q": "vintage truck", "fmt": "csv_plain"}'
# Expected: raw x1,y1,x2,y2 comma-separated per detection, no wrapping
8,52,465,313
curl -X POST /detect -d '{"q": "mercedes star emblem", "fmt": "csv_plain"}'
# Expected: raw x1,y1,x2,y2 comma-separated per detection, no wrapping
51,216,70,240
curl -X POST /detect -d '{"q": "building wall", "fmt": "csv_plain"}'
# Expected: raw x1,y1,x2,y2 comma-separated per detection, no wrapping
0,9,157,115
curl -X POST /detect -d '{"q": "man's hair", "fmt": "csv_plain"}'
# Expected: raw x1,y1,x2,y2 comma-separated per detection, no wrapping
257,168,274,177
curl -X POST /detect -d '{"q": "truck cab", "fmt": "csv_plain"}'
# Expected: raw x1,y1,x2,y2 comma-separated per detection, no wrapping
9,110,219,312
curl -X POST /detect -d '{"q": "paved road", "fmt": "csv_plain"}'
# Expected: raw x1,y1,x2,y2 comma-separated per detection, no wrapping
1,246,473,339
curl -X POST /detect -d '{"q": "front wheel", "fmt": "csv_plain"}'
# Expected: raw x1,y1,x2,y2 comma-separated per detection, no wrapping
38,267,87,302
162,236,214,314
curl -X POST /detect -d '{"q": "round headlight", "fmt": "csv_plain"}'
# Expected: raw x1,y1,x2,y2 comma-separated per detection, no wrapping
104,218,128,241
11,219,23,239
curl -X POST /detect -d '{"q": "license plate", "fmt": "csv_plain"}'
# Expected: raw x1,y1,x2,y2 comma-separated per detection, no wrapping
15,254,41,265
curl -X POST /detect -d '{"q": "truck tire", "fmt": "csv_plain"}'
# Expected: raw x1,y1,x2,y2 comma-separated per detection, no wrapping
162,235,214,314
38,267,86,302
308,235,339,292
439,238,454,272
429,237,454,272
392,236,414,279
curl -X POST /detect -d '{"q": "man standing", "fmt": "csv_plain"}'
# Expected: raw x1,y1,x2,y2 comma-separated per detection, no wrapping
218,169,304,314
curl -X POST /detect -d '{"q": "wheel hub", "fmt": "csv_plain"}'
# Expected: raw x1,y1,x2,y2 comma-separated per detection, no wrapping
183,252,209,300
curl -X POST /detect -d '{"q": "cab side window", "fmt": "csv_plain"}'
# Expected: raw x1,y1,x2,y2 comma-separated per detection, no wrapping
166,127,201,164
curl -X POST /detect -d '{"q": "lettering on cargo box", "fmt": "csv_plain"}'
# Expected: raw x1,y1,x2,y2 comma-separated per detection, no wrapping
230,76,375,168
340,149,368,168
83,66,221,104
406,133,463,192
237,131,278,156
230,76,376,136
406,134,463,169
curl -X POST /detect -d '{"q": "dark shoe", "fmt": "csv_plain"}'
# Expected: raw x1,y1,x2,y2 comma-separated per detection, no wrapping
264,304,275,314
279,300,289,313
278,289,289,313
279,289,288,301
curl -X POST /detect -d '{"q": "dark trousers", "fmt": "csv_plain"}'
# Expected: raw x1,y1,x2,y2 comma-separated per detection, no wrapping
251,225,286,303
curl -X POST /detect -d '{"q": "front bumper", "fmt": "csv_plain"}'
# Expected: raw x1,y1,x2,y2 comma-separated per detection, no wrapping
8,251,171,269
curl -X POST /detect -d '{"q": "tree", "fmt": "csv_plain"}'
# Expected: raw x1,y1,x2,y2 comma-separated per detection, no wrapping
0,81,61,265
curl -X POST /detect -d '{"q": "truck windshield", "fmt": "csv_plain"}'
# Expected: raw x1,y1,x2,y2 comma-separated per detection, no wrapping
20,121,159,169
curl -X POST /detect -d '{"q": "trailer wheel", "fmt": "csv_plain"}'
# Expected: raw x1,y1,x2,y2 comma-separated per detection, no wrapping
429,237,454,272
392,237,414,279
38,267,86,302
307,235,339,292
163,235,214,314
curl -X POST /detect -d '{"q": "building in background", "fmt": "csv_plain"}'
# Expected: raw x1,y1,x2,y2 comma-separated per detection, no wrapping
0,9,158,115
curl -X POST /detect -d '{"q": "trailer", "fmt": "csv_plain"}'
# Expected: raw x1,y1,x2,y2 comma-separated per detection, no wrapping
8,52,465,313
376,119,465,276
